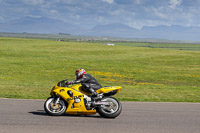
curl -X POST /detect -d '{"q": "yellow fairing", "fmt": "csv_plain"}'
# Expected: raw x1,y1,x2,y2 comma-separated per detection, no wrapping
51,85,96,115
50,84,122,115
96,86,122,94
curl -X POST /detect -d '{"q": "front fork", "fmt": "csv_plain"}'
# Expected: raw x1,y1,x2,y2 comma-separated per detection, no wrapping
53,96,60,106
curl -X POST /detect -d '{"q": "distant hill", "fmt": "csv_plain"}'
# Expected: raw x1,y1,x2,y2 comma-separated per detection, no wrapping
84,23,139,37
0,16,85,34
0,16,200,41
86,24,200,41
140,25,200,41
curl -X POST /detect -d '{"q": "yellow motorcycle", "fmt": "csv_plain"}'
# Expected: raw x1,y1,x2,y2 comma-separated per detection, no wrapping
44,79,122,118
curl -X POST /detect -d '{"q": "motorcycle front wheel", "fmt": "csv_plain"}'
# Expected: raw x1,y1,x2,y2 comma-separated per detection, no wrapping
97,97,122,118
44,97,66,116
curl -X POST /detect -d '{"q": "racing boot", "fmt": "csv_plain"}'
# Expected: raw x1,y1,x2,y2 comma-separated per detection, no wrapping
88,88,101,100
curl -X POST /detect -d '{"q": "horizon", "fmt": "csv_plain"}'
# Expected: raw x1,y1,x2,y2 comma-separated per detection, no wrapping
2,15,200,30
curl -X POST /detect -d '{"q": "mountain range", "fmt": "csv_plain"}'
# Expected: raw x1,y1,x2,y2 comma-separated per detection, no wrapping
0,16,200,41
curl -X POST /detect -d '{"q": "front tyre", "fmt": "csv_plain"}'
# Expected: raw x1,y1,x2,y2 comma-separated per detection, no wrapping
97,97,122,118
44,97,66,116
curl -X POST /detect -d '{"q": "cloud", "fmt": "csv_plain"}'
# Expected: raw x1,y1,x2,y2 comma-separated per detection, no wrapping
127,18,171,30
50,10,58,14
22,0,45,6
0,16,4,21
102,0,114,4
135,0,142,5
169,0,182,9
97,16,105,22
0,0,200,29
152,7,168,19
27,15,42,18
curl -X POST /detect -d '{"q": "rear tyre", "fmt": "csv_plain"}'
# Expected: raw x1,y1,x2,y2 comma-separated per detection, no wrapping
44,97,66,116
97,97,122,118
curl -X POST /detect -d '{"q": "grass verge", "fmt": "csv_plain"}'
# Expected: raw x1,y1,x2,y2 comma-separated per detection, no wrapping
0,37,199,102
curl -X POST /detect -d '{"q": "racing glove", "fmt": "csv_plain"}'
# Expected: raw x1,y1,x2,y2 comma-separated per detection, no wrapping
67,80,75,85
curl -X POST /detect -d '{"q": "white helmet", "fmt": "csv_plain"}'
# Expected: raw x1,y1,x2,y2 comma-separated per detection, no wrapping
75,69,86,79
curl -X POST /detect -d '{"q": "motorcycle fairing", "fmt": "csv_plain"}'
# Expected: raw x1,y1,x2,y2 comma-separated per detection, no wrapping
50,84,122,115
51,85,96,115
96,86,122,94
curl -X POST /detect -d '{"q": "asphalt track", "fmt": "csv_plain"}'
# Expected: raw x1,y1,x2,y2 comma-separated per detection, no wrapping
0,99,200,133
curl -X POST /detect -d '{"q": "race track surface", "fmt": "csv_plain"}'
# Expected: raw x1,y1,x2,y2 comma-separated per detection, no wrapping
0,98,200,133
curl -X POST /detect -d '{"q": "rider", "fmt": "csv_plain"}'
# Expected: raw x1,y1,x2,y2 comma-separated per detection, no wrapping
67,69,102,98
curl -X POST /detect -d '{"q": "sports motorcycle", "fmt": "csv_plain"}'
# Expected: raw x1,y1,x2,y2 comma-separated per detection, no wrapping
44,79,122,118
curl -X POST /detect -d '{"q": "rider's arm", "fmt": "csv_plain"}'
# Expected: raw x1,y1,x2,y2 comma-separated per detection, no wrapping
70,75,89,84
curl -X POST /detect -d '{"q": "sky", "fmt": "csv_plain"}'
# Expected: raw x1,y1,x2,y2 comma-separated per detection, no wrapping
0,0,200,29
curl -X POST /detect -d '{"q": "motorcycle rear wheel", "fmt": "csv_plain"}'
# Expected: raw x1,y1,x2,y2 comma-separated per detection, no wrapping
97,97,122,118
44,97,66,116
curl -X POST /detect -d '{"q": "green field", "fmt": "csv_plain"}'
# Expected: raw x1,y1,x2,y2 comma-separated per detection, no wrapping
0,37,200,102
90,41,200,51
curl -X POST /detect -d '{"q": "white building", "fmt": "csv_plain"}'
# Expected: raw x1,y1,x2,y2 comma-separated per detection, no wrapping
105,43,115,46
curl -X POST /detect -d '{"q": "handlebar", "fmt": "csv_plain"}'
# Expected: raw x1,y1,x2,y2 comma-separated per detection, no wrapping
57,79,68,87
